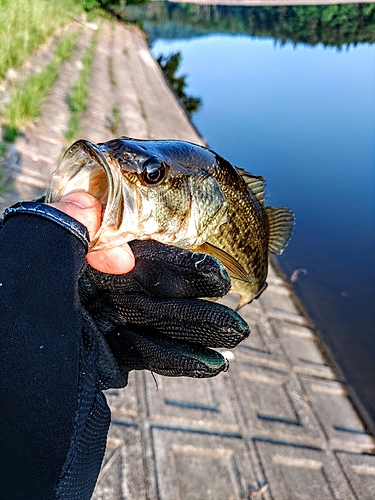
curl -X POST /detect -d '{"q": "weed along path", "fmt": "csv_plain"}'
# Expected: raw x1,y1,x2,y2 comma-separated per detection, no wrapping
0,19,202,208
0,22,94,207
1,18,375,500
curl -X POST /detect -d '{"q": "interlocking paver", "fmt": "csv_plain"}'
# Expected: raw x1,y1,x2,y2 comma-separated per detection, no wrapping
152,428,257,500
336,452,375,500
255,441,357,500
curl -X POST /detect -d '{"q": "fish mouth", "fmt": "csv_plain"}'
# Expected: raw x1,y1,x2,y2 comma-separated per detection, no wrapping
46,139,132,251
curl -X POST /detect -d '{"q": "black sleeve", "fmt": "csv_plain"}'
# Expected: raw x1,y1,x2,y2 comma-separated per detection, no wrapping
0,213,110,500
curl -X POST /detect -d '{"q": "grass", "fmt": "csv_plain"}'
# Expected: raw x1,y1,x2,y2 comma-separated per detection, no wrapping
112,106,120,130
139,98,147,121
106,26,121,136
65,29,99,140
0,0,81,80
108,56,117,86
2,31,80,139
2,125,19,143
106,106,121,135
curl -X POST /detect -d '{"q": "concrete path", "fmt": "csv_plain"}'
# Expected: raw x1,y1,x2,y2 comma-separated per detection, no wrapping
1,19,374,500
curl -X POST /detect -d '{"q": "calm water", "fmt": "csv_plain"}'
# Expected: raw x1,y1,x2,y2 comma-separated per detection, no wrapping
151,34,375,423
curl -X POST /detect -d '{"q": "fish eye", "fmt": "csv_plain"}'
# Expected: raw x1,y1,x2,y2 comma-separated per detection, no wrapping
141,158,166,186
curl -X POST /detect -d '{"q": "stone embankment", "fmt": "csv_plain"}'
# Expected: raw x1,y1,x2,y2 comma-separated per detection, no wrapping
1,18,374,500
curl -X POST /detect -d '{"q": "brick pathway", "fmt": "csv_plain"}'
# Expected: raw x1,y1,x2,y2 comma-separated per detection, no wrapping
1,19,374,500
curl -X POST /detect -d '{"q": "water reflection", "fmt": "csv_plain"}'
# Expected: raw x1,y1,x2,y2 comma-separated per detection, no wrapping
125,2,375,48
157,52,201,115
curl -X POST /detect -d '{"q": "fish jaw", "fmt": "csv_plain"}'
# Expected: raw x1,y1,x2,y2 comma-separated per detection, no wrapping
45,140,140,250
46,140,113,204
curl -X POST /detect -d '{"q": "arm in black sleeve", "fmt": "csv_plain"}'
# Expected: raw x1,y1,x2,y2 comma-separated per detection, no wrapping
0,208,110,500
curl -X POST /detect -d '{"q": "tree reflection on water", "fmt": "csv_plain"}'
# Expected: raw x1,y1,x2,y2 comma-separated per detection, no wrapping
157,51,201,115
125,2,375,49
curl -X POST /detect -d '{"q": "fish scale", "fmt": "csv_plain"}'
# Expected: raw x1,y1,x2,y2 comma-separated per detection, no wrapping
205,153,270,308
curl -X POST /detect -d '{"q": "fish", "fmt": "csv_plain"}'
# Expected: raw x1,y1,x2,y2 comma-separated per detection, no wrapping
45,138,295,308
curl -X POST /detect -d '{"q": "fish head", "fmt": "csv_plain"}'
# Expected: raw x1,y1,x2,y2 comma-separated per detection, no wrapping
46,138,227,251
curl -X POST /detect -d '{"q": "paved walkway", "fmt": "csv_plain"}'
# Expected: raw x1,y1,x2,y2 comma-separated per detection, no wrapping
1,19,374,500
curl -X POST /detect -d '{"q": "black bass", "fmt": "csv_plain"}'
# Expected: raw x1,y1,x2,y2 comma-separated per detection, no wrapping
46,138,294,308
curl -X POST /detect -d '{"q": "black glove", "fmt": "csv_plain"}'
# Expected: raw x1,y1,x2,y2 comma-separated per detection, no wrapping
79,240,250,386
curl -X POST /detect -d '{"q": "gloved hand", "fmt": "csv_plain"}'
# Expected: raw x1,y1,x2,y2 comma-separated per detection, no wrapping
79,239,250,387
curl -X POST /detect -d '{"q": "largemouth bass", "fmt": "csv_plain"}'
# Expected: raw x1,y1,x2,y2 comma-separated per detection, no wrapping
46,138,294,308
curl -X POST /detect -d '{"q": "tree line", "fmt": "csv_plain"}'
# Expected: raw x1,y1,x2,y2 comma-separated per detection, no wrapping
125,2,375,48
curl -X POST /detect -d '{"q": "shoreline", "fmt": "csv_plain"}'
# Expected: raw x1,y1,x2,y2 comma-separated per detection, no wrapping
270,255,375,438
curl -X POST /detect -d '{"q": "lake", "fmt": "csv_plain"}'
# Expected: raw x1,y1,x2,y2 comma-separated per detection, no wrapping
129,3,375,425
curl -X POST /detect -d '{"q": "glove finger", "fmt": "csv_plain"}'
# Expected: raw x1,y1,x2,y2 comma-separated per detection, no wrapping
78,263,143,303
106,327,229,378
129,240,231,297
80,240,231,299
90,294,250,349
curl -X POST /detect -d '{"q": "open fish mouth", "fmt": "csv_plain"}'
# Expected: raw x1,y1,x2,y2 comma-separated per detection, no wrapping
45,140,134,251
46,140,113,203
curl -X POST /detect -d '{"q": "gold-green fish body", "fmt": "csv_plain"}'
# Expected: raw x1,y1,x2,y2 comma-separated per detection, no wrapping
204,153,294,307
46,138,294,308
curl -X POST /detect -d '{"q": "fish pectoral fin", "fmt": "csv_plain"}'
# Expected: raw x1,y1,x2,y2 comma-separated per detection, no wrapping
195,243,253,284
265,206,295,255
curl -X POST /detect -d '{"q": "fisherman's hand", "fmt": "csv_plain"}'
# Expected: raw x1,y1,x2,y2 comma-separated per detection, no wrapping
79,240,250,381
48,192,249,381
50,191,135,274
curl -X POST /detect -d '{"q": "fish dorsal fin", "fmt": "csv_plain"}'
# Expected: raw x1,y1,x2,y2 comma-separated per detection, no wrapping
236,167,266,205
195,242,253,284
265,206,295,255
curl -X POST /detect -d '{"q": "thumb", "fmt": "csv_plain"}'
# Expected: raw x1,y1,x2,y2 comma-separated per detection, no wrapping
49,191,135,274
49,191,102,240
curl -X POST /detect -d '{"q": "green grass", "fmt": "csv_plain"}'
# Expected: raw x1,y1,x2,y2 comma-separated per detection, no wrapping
0,0,81,80
106,106,121,135
2,31,80,139
112,106,120,130
2,125,19,143
65,29,99,140
108,56,117,86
